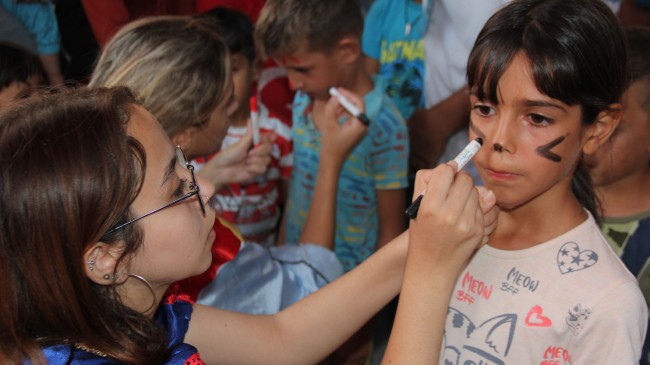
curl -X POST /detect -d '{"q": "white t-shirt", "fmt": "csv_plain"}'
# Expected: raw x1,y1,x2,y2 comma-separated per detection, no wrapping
441,213,646,364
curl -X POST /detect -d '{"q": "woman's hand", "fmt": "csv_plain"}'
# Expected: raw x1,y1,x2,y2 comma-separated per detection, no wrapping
408,163,494,268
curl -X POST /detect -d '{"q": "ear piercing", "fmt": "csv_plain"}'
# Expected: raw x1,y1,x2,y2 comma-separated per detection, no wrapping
89,260,114,281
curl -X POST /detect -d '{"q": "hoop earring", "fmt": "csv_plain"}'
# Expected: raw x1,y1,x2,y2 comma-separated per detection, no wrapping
128,274,158,313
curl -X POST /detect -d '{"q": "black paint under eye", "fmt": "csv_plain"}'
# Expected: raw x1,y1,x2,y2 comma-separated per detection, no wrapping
536,135,567,162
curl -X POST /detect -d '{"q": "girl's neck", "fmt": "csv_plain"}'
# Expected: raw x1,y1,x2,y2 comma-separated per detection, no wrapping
596,168,650,217
488,190,588,251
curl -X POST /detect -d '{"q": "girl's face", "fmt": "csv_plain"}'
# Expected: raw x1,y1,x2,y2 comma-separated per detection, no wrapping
125,106,216,289
230,53,256,122
184,78,238,159
469,53,589,211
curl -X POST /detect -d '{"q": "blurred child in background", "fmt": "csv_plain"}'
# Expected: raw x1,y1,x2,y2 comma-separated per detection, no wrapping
0,41,45,110
585,26,650,365
198,7,292,247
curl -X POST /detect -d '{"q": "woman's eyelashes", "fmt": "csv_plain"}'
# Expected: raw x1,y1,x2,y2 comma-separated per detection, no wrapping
173,179,188,198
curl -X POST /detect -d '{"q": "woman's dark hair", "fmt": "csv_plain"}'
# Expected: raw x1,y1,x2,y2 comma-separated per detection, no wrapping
466,0,627,219
0,87,170,364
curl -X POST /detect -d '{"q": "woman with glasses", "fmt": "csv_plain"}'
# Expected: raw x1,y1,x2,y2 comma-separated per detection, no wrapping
0,86,494,363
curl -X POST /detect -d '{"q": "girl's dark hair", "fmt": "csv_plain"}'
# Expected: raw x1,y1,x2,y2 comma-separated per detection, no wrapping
0,87,170,364
0,41,46,90
198,7,256,62
467,0,627,219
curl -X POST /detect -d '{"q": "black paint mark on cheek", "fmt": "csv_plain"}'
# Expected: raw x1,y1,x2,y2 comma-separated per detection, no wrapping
536,135,567,163
470,121,486,140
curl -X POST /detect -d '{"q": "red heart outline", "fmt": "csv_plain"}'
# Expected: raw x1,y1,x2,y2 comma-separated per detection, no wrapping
525,305,552,327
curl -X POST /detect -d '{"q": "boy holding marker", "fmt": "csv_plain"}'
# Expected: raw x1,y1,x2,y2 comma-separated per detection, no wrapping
257,2,408,361
198,8,293,246
256,0,409,270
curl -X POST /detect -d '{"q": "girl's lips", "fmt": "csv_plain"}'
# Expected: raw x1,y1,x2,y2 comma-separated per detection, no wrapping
485,168,519,182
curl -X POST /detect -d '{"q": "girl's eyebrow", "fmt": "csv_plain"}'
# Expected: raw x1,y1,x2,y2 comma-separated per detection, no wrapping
521,99,567,112
469,91,568,112
161,156,177,187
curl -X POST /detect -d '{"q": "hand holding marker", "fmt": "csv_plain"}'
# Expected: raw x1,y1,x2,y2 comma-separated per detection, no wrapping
405,137,483,219
250,96,261,146
328,87,371,126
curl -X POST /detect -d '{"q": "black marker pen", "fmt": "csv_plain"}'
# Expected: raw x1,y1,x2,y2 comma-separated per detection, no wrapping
405,137,483,219
329,87,371,126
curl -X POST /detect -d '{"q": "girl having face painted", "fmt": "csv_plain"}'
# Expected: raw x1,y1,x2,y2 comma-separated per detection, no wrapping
438,0,647,364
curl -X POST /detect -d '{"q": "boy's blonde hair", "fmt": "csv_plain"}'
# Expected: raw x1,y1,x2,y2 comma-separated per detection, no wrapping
255,0,364,59
89,16,231,137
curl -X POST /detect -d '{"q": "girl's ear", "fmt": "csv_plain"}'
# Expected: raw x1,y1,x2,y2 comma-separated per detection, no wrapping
582,104,622,155
83,242,127,285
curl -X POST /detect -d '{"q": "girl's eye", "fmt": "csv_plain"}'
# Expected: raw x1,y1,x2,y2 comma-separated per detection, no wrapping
528,113,553,128
173,179,188,197
473,104,495,117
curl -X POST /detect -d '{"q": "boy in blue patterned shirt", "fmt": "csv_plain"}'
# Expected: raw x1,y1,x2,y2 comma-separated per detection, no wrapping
256,0,409,273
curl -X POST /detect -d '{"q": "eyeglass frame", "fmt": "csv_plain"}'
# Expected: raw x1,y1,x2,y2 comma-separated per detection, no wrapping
104,146,206,235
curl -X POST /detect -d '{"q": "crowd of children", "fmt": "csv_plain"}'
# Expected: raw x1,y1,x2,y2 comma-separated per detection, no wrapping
1,0,649,364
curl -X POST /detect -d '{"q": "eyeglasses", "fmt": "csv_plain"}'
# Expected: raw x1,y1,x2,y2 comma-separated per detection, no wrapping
105,146,206,235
